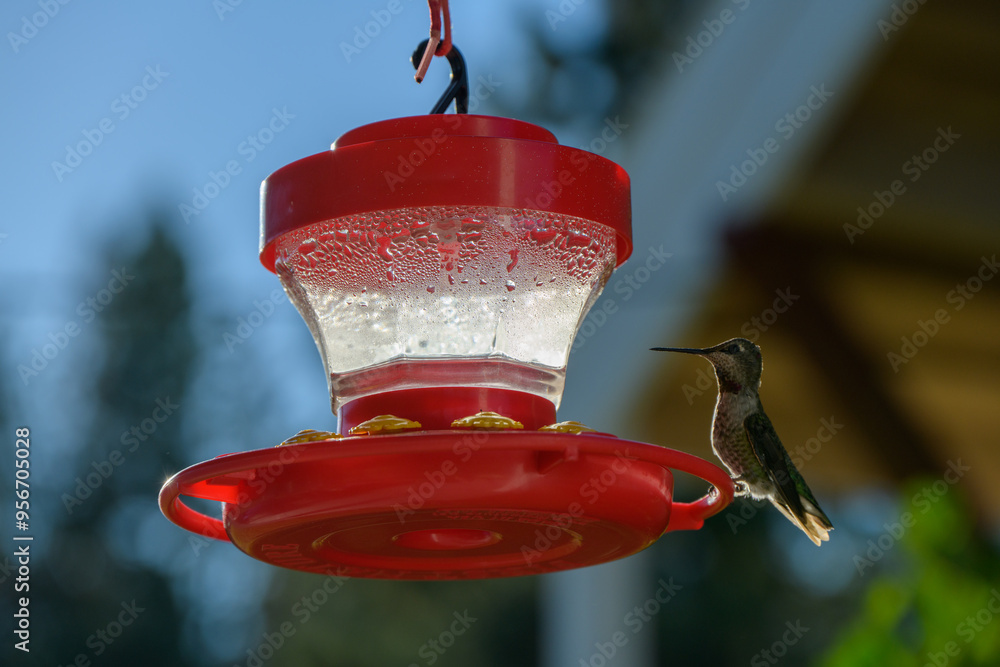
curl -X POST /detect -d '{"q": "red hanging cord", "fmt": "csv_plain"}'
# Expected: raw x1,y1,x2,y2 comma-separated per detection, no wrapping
414,0,452,83
436,0,452,57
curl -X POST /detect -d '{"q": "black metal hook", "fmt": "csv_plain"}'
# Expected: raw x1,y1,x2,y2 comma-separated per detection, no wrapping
411,40,468,114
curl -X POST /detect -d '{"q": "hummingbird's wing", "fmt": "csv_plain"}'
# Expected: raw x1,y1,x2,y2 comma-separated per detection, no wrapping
742,411,808,519
743,411,833,545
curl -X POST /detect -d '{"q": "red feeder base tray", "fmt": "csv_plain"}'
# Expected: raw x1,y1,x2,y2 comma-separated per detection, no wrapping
159,432,734,580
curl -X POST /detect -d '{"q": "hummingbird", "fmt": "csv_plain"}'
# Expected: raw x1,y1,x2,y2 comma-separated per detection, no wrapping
652,337,833,545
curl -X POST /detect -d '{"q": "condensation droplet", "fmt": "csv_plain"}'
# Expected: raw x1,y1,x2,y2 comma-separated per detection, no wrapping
507,248,519,273
377,236,393,262
506,280,516,291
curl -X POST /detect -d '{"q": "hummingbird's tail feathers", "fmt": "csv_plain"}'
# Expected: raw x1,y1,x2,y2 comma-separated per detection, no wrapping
801,496,833,530
804,499,834,545
771,497,833,546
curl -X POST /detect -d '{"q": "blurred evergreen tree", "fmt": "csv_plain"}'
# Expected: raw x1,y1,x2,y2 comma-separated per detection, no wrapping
496,0,699,129
22,215,197,666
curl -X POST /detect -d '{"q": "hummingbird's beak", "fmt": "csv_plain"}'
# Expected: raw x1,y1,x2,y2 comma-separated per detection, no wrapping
650,347,709,355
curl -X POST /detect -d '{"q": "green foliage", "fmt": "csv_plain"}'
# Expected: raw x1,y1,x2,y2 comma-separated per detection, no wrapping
819,481,1000,667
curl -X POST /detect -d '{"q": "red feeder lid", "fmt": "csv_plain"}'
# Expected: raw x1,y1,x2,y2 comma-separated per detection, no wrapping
259,115,632,271
159,433,734,580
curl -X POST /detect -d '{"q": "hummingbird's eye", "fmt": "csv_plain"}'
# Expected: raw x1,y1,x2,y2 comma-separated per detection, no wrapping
726,343,740,354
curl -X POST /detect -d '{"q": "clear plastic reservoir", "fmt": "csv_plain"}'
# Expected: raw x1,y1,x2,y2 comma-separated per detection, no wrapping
274,205,617,411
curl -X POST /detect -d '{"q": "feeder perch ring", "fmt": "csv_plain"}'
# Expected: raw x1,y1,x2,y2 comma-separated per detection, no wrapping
159,432,734,580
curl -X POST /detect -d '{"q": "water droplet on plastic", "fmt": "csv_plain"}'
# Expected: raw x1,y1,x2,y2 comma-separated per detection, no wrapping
377,236,393,262
507,248,519,272
530,229,558,244
506,280,515,292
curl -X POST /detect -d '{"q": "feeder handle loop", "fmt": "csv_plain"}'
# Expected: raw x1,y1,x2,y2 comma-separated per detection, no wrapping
667,488,730,532
159,478,229,541
642,446,736,533
411,39,469,114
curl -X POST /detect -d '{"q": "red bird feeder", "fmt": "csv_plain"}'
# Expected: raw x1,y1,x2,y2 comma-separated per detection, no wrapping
159,45,733,580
